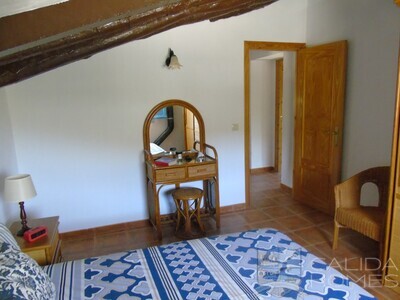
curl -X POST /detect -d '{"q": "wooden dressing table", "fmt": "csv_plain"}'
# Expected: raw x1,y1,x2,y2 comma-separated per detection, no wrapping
143,100,220,240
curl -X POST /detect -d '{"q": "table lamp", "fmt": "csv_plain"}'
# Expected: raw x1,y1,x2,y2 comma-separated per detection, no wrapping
4,174,37,236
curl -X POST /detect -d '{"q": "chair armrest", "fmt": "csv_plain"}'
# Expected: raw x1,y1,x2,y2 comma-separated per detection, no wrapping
334,176,362,209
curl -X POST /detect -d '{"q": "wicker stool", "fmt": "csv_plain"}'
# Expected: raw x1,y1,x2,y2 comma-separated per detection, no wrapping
172,187,205,239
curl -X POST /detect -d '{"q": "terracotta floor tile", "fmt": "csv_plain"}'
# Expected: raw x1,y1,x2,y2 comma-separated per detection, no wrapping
270,195,295,206
260,188,285,197
61,238,95,260
341,232,379,257
215,224,251,236
318,221,335,234
342,256,381,276
240,209,269,223
94,231,130,250
262,205,296,218
311,240,367,264
298,210,333,225
320,222,357,240
365,283,400,300
250,219,289,232
201,217,220,231
220,212,247,227
249,190,267,199
274,215,313,231
287,203,316,214
128,226,157,240
283,231,310,247
251,197,280,208
293,226,332,245
305,245,328,261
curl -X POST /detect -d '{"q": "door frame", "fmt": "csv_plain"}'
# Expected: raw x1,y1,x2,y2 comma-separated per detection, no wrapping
244,41,305,208
383,47,400,286
275,58,284,172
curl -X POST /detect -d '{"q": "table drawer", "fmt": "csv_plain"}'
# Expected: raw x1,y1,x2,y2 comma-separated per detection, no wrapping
188,164,216,178
26,249,47,265
156,168,185,181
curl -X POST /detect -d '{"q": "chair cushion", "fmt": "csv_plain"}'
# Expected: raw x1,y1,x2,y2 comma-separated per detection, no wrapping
336,207,384,241
0,241,56,300
0,223,20,251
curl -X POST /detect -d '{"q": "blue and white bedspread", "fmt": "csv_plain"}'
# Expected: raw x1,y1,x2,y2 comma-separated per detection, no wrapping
44,228,376,299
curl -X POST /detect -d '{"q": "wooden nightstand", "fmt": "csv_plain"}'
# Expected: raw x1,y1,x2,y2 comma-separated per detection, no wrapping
10,216,62,266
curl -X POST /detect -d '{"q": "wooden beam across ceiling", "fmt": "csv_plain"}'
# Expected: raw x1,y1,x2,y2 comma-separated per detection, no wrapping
0,0,277,87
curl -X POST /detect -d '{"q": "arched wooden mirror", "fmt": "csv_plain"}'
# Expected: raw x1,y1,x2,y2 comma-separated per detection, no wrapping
143,99,206,156
143,99,220,240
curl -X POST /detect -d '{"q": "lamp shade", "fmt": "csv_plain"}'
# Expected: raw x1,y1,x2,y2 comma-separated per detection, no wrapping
4,174,37,203
168,55,182,69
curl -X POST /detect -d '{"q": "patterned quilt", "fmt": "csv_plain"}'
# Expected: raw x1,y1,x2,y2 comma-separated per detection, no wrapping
44,228,376,299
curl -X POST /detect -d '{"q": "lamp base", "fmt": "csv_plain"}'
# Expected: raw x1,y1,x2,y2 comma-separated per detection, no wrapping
16,226,30,237
17,201,30,237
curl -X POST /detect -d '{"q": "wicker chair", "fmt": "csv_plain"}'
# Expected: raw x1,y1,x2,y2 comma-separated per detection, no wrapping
332,166,390,256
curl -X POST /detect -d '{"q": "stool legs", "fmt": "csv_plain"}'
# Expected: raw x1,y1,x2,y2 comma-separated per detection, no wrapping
183,200,192,237
172,187,205,239
174,198,204,238
173,198,182,232
194,199,205,233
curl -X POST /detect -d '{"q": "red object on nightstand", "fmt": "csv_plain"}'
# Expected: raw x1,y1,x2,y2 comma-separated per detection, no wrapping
23,225,48,243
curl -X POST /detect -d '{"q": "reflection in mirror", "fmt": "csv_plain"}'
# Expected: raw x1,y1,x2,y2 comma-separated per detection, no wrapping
149,105,200,154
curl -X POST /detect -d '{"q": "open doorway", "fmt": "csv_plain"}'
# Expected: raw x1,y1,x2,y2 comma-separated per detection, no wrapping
244,41,305,208
249,52,283,175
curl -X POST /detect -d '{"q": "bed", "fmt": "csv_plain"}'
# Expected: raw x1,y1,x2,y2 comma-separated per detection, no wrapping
40,228,376,299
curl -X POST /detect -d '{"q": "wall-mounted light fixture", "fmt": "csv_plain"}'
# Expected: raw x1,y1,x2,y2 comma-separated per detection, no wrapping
165,48,182,70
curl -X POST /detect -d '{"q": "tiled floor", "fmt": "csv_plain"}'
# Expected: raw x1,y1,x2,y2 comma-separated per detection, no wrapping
61,172,399,299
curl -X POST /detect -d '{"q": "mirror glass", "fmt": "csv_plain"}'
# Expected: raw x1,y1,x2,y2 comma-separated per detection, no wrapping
149,105,200,154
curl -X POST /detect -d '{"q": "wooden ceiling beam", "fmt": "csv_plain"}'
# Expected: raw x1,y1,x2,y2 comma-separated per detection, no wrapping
0,0,277,87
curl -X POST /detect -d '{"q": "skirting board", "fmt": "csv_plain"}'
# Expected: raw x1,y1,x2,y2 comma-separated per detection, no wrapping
250,167,275,174
280,183,292,194
60,203,247,240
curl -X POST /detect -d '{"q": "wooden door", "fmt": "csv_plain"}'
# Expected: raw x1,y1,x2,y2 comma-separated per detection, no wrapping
384,47,400,293
275,58,283,172
184,108,199,149
293,41,347,215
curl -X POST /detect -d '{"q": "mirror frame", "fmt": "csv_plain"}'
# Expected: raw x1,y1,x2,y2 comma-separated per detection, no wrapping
143,99,206,155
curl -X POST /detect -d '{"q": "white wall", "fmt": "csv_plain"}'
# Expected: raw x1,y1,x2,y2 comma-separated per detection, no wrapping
0,89,19,225
306,0,400,179
3,0,308,232
281,52,296,187
250,59,276,169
